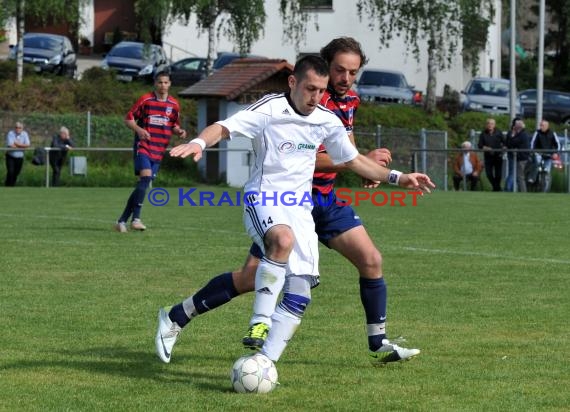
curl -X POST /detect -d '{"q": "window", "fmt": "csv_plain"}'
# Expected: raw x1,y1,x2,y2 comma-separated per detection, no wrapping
301,0,333,10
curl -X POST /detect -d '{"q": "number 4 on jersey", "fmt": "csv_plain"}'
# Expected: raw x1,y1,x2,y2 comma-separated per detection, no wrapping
262,217,273,227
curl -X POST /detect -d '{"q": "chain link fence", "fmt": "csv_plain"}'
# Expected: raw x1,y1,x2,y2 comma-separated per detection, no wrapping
354,125,448,190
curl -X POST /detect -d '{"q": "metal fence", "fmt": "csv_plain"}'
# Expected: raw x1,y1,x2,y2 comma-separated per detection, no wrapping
410,148,570,193
0,111,198,148
354,125,448,189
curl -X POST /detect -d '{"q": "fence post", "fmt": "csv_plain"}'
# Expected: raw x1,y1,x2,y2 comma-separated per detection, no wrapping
444,131,448,192
87,111,91,147
375,124,382,148
44,148,50,188
420,128,427,173
513,151,518,192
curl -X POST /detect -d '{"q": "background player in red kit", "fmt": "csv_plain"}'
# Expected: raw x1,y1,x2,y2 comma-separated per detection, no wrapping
115,71,187,232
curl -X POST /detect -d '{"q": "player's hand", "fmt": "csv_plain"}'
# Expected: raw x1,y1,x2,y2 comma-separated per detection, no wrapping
138,128,151,140
362,148,391,188
170,142,203,161
366,148,392,166
174,127,187,139
398,173,436,194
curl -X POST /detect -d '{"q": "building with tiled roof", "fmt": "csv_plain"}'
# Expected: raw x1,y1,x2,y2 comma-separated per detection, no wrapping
179,58,293,186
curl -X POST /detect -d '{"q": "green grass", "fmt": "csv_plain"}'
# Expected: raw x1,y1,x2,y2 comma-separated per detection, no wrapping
1,187,569,411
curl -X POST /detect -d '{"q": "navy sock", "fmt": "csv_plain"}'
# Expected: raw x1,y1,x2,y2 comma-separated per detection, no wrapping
193,272,239,314
169,303,190,327
168,272,238,328
119,190,136,223
132,176,151,220
359,277,387,351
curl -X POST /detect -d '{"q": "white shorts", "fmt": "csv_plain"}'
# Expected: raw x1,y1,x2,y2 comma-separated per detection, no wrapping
244,199,319,278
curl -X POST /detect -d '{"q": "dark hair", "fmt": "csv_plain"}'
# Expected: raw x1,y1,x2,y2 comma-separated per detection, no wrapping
154,71,170,81
320,37,368,68
293,55,329,80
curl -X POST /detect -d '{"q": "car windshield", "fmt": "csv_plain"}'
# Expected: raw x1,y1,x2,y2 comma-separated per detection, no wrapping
109,45,144,59
359,72,406,88
175,59,203,70
24,36,61,50
468,80,509,97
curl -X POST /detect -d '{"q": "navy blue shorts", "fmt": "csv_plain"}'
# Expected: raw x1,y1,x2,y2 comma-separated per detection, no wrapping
248,190,363,258
134,153,160,178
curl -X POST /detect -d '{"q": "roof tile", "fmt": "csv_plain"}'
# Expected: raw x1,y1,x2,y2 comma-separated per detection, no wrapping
179,58,293,101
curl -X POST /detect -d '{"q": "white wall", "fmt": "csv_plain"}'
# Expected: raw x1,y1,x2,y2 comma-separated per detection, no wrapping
78,0,95,46
163,0,501,95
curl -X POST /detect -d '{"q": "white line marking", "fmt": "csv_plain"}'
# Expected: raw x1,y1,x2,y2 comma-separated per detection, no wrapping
401,246,570,265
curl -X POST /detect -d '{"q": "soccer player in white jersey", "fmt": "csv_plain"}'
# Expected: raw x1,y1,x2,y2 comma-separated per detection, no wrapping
168,55,435,364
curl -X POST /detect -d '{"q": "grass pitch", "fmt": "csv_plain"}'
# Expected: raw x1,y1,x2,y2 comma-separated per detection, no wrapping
0,187,568,411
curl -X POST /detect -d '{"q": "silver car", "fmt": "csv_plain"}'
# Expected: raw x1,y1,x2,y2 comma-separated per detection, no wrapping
461,77,519,115
355,69,418,105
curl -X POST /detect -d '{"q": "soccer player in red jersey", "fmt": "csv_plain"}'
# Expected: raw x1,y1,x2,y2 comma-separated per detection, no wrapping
115,72,187,232
156,39,422,365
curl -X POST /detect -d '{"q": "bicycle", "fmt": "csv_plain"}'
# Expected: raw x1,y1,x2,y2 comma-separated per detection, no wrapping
525,153,549,193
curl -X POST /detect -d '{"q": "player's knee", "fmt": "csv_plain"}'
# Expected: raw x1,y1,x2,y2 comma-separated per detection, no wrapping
357,248,383,278
278,292,310,318
137,176,152,190
264,226,295,256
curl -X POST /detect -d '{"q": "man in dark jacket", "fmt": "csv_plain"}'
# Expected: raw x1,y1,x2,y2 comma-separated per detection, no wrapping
530,120,561,192
505,118,530,192
478,118,505,191
50,126,74,186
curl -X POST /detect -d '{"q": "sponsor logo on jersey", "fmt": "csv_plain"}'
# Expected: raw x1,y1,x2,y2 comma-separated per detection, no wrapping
297,143,316,151
278,140,296,153
149,115,168,126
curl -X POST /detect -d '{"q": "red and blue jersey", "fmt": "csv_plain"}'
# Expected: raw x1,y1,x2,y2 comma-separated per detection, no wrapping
126,92,181,162
312,88,360,194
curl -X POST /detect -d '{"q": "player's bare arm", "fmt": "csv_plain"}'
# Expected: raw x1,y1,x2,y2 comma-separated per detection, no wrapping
346,154,435,193
125,119,150,140
172,126,187,139
170,123,230,161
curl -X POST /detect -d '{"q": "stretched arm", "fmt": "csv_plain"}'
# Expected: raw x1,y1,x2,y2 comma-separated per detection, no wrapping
170,123,230,162
345,154,435,193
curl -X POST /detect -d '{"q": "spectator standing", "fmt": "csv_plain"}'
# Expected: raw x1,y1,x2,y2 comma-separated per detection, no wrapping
49,126,75,187
505,119,530,192
477,118,504,191
5,121,31,186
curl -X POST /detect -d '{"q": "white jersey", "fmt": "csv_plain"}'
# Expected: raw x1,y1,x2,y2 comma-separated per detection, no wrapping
217,93,359,196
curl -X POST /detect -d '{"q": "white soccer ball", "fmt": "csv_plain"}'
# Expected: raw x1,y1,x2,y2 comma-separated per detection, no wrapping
231,353,279,394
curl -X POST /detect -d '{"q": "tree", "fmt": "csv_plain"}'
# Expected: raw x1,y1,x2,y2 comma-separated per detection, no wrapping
135,0,266,74
526,0,570,81
278,0,494,113
1,0,86,82
356,0,495,113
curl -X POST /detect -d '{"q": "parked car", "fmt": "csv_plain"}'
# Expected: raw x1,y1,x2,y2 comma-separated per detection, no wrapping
168,57,207,87
9,32,77,77
355,69,421,105
212,52,266,71
101,41,169,82
519,89,570,126
461,77,520,115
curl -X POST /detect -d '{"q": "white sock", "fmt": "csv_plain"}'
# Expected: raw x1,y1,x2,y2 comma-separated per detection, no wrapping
261,306,301,362
250,257,287,327
182,296,198,319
